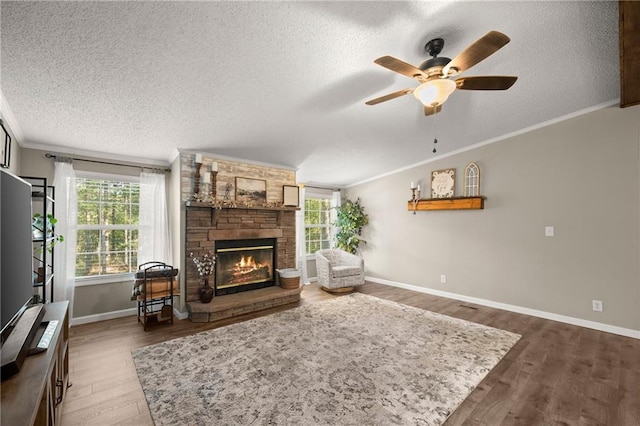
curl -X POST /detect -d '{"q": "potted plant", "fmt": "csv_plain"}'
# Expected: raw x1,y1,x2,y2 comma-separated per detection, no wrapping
333,198,369,255
32,213,64,253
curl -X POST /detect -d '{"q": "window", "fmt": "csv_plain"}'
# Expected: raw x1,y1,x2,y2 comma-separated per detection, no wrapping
75,174,140,278
304,197,331,255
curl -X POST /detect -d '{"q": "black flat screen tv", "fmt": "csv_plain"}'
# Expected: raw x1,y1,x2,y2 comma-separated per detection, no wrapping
0,170,37,341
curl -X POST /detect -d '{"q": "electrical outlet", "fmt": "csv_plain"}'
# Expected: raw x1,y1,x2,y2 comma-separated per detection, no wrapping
440,275,447,284
545,226,555,237
592,300,603,312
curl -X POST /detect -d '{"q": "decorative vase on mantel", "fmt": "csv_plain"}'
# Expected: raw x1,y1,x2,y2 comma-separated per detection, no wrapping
199,277,214,303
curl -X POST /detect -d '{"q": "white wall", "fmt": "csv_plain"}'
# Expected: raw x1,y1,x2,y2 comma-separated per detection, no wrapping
346,105,640,333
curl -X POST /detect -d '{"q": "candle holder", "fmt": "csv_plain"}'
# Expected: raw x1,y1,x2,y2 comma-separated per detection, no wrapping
223,182,232,201
193,161,202,198
211,171,218,200
410,186,421,214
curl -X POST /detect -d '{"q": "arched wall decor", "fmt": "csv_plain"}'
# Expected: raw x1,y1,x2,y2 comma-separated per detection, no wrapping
463,162,480,197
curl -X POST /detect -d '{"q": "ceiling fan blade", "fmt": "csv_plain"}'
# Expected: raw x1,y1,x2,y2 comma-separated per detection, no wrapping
424,105,442,116
455,76,517,90
374,56,427,79
443,31,511,76
365,88,414,105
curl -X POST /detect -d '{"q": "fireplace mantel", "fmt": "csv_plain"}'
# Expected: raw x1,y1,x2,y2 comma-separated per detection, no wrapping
186,201,298,226
186,201,297,210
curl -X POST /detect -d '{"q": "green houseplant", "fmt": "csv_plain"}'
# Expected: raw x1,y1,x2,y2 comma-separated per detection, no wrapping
333,198,369,255
32,213,64,253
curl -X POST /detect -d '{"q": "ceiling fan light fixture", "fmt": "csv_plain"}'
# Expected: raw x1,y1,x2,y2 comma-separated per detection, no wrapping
413,78,456,106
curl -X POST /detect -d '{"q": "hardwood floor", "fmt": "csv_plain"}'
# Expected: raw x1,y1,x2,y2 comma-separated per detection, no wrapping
61,282,640,425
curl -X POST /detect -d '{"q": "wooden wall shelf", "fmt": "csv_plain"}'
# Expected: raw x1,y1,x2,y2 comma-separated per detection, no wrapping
407,196,484,212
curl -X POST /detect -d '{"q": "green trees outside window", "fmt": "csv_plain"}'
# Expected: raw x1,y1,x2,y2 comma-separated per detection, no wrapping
75,177,140,277
304,197,331,255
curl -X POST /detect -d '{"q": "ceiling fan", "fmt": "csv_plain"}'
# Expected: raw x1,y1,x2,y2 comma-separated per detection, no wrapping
365,31,517,116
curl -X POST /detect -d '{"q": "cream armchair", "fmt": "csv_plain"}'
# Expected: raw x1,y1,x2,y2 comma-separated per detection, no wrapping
315,249,365,293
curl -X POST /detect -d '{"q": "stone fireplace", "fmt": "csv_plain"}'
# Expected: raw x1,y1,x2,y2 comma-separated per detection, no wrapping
181,153,301,322
185,205,300,322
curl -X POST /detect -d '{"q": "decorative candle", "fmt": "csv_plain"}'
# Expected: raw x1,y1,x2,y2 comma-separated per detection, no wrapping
195,153,202,164
203,172,210,183
417,184,421,192
211,162,218,172
410,181,414,189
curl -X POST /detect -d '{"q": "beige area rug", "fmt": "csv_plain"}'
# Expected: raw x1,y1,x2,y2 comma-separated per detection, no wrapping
132,293,520,426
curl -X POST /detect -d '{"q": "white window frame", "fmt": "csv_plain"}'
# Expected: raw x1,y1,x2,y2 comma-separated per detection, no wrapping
74,171,140,286
304,193,332,259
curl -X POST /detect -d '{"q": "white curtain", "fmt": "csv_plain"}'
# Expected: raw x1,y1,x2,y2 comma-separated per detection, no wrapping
137,171,171,266
295,186,308,284
330,190,341,248
53,160,77,319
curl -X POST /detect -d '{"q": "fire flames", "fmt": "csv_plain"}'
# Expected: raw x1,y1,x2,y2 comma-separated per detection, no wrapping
237,256,256,268
237,255,259,272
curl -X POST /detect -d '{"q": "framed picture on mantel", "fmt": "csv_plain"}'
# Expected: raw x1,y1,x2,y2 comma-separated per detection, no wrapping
235,177,267,203
283,185,299,207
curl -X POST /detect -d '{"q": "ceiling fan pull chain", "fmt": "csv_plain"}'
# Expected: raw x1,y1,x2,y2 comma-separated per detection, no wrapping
433,112,438,153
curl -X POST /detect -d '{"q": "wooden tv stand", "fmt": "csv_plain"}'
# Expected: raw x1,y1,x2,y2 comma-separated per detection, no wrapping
1,301,70,425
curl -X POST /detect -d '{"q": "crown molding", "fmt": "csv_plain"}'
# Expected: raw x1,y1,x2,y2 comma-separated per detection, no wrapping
348,99,620,188
0,90,25,144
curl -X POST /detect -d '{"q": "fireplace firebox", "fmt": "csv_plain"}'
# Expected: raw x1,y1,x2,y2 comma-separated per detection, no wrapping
215,238,276,296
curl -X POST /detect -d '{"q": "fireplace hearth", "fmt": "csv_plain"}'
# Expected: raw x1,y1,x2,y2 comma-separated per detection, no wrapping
215,238,276,295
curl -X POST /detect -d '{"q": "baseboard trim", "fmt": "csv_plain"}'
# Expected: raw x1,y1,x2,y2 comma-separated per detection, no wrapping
71,307,188,326
71,308,137,326
366,276,640,339
174,309,189,320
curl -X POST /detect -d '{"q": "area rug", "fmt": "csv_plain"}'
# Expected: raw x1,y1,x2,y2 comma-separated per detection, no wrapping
132,293,520,425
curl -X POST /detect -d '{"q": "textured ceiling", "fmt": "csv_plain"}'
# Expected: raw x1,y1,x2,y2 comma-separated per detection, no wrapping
1,1,619,187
